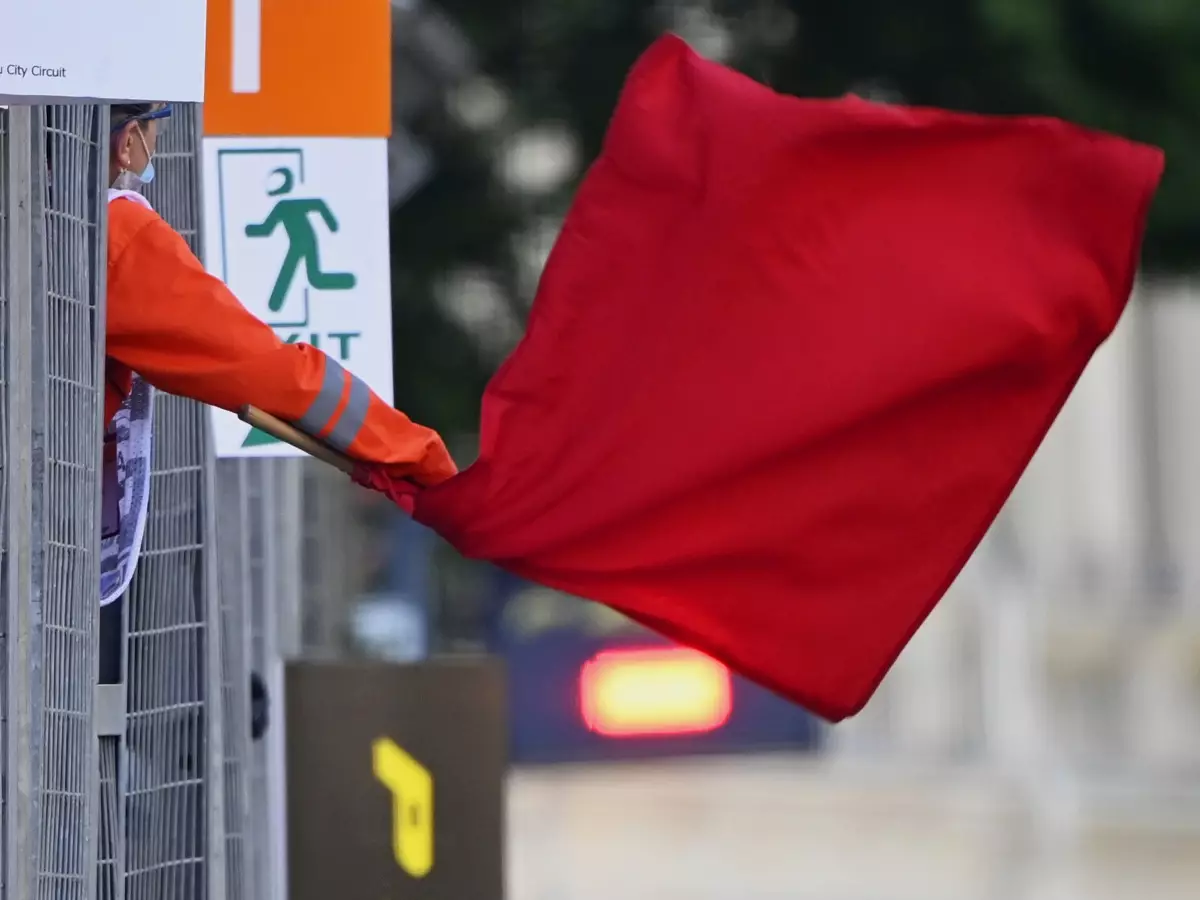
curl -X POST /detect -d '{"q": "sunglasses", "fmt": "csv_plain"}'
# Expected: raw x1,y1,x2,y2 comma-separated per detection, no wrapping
110,103,174,134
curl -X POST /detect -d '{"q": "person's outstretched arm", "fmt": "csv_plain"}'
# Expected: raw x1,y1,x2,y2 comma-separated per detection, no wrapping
106,197,456,486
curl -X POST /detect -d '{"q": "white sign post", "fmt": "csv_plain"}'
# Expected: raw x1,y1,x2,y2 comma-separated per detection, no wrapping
202,137,395,457
0,0,206,102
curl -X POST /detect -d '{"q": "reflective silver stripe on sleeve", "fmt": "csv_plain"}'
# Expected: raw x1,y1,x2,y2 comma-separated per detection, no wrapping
325,373,371,452
297,356,346,436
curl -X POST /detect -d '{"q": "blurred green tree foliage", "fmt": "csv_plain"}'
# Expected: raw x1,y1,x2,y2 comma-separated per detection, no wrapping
391,1,1199,434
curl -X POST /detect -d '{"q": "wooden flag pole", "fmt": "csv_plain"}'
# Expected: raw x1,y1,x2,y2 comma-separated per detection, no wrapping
238,405,356,474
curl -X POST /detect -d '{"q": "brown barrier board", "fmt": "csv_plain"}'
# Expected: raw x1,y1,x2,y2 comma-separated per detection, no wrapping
286,658,506,900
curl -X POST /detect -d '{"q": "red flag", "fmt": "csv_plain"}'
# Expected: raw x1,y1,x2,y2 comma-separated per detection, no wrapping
374,35,1163,720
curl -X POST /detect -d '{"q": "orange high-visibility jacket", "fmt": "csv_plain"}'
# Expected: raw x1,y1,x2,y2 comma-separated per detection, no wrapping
104,195,456,486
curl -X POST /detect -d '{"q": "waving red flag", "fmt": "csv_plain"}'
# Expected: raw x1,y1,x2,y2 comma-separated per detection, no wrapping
364,34,1163,720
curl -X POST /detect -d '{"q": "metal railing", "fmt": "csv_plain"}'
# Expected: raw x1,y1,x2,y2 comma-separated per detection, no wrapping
2,103,107,900
215,457,302,900
1,99,263,900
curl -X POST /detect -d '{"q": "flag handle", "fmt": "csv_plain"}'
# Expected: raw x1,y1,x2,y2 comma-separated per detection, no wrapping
237,406,356,475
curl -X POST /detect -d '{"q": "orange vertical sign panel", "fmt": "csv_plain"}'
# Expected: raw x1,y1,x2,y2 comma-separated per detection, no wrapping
204,0,391,137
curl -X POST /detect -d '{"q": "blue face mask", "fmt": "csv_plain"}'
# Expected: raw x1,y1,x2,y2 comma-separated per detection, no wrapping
133,126,155,184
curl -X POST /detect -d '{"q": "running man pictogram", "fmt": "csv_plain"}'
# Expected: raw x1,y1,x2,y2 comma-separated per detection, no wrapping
244,166,356,311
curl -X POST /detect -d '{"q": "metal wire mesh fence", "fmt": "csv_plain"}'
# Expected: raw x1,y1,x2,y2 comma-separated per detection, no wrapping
109,102,227,900
38,103,107,900
215,456,302,900
95,738,120,900
299,463,374,657
213,461,252,900
1,98,302,900
4,94,355,900
117,389,210,900
210,422,369,900
0,102,107,900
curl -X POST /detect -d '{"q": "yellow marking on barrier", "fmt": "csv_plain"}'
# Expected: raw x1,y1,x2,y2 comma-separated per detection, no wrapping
371,737,433,878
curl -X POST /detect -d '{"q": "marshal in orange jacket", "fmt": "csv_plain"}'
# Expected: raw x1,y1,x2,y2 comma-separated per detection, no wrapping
104,194,457,486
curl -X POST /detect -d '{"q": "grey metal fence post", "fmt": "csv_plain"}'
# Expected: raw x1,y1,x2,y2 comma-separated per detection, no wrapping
255,459,302,900
4,101,45,900
0,102,7,900
88,104,111,900
215,459,252,900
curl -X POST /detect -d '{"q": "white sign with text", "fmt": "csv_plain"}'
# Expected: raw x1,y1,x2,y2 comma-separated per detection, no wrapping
202,136,395,457
0,0,206,102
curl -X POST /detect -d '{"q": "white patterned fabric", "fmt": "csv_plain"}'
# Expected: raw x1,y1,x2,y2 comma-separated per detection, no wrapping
100,190,156,606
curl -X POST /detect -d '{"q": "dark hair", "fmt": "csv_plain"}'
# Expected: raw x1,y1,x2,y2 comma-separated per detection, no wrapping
110,103,156,134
